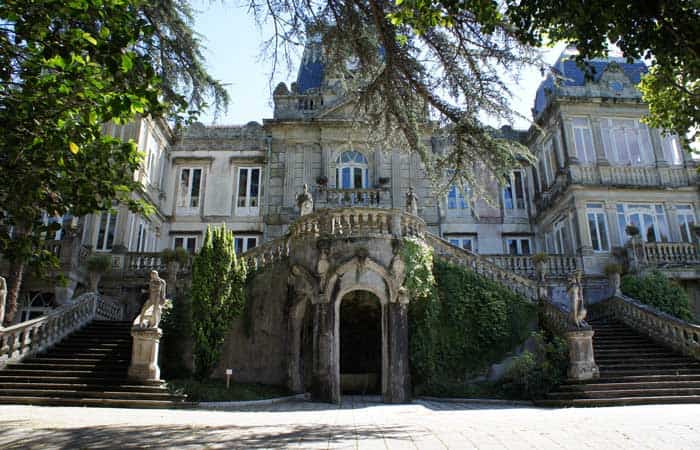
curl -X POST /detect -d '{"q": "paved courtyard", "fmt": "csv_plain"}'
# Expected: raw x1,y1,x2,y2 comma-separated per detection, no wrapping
1,397,699,449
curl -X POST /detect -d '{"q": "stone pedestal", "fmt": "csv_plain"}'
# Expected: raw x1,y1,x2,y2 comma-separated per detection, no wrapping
565,329,599,381
128,327,163,382
385,301,411,403
311,302,340,404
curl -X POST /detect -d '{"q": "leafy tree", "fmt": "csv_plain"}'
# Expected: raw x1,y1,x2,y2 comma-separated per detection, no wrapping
248,0,536,197
0,0,227,324
191,225,247,380
392,0,700,144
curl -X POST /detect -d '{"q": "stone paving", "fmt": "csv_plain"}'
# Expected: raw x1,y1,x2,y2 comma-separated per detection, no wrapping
1,396,700,449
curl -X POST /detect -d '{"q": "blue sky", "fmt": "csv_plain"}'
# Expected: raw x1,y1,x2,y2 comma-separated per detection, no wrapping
191,1,565,128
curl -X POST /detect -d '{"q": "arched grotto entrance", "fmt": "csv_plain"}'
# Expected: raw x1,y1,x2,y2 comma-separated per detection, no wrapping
339,290,382,394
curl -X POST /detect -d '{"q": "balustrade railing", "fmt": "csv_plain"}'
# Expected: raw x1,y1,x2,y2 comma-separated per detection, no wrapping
643,242,698,266
540,299,572,335
567,164,693,189
0,292,111,368
317,188,389,208
424,234,538,301
289,208,425,240
107,252,193,275
241,237,290,272
603,294,700,359
484,254,580,278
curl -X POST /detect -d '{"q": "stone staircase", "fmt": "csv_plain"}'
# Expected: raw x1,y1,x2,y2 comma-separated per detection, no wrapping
0,320,190,408
540,318,700,407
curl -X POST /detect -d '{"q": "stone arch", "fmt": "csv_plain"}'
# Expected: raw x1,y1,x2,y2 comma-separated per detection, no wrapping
323,256,396,306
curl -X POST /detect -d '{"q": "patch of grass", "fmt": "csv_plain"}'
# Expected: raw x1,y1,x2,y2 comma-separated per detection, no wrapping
167,378,292,402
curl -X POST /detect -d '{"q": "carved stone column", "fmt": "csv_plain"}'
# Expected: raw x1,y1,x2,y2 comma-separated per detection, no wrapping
565,329,599,381
128,327,163,382
385,296,411,403
311,300,340,403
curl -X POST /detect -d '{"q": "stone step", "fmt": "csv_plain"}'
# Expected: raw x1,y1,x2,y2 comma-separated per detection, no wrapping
0,395,194,409
25,357,131,365
4,362,131,371
0,369,129,377
0,374,161,386
600,368,700,377
547,387,700,400
557,380,700,392
595,356,695,365
593,344,667,352
0,382,169,393
35,352,131,359
592,374,700,384
598,361,700,370
536,395,700,407
0,388,185,401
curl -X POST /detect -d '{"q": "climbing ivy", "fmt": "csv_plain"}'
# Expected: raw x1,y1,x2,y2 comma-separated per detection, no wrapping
407,259,536,395
621,270,693,322
191,225,248,380
401,237,435,300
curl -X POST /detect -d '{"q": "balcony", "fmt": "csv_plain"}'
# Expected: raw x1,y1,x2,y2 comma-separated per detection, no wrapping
641,242,699,267
314,187,392,209
487,254,581,278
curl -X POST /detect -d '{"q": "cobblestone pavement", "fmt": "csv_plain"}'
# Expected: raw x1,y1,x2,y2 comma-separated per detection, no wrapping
1,397,700,449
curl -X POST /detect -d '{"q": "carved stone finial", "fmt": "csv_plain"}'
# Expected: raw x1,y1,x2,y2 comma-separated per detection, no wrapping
405,186,419,216
297,183,314,216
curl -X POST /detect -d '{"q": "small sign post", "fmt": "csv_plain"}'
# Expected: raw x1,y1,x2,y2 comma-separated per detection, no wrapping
225,369,233,389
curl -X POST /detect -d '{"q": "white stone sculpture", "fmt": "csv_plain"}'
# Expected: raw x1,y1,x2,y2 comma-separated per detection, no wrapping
297,183,314,216
0,276,6,326
567,271,587,328
405,186,419,216
138,270,167,329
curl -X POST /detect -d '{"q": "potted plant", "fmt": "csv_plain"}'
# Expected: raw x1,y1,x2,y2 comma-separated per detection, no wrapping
604,263,623,295
532,252,549,281
85,254,112,292
378,177,390,187
161,247,189,272
316,175,328,187
625,224,640,238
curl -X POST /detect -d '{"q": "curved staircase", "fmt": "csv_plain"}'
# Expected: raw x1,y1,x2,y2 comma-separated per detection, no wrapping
539,318,700,407
0,320,190,408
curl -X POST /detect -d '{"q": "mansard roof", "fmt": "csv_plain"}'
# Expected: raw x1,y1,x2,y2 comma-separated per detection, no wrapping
533,50,648,119
296,35,325,93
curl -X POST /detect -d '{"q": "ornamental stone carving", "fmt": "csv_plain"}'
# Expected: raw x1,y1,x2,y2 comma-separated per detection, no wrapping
405,186,419,216
137,270,167,329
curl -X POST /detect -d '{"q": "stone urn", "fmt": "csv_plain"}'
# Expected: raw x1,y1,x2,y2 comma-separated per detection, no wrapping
85,254,112,293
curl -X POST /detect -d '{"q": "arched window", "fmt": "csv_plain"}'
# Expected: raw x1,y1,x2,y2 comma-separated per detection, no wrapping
336,151,368,189
19,292,56,322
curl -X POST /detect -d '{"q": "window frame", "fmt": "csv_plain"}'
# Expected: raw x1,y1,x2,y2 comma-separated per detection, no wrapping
586,203,610,252
503,169,527,210
504,237,531,255
570,117,596,163
335,151,369,190
447,235,477,252
600,118,654,166
616,203,670,244
676,205,696,243
234,235,258,254
176,167,204,215
235,166,262,217
95,211,118,252
173,235,198,254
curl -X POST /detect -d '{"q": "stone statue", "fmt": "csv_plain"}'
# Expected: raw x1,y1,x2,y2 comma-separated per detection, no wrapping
297,184,314,216
0,276,6,326
405,186,419,215
567,271,587,328
138,270,167,328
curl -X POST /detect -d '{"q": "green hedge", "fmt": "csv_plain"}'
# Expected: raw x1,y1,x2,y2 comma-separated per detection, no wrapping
621,270,692,321
408,259,537,394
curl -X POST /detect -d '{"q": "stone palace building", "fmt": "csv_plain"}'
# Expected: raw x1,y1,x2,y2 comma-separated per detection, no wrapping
4,42,700,404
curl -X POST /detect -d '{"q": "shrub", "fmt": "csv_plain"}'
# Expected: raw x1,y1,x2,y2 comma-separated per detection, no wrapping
85,254,112,273
408,259,537,394
621,270,693,321
160,291,193,379
499,331,569,400
191,225,248,379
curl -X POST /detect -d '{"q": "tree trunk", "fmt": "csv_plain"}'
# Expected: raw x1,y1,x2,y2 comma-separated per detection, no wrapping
4,260,25,326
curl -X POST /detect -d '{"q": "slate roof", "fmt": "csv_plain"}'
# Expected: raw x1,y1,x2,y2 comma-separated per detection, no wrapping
533,52,648,118
296,37,325,93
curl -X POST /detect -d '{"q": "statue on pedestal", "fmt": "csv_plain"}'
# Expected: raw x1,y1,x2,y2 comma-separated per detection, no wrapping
567,270,587,329
297,183,314,216
405,186,418,215
138,270,167,328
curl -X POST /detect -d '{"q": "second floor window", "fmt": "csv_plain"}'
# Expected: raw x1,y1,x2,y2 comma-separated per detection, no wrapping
336,151,368,189
571,117,596,163
96,211,118,251
677,205,696,243
600,118,653,165
448,236,476,252
234,235,258,254
587,203,610,252
236,167,261,216
505,237,531,255
176,168,203,214
616,204,670,244
503,170,526,210
174,236,197,254
447,184,469,211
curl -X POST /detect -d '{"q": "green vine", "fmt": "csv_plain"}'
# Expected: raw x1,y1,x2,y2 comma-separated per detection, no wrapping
401,237,435,300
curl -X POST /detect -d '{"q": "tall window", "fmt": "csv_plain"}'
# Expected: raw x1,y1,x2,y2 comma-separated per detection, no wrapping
447,183,469,215
586,203,610,252
336,151,368,189
661,133,683,166
600,118,653,165
173,236,197,254
616,204,670,243
552,219,571,254
571,117,596,163
176,168,203,215
677,205,696,243
503,170,527,210
236,167,261,216
96,211,118,251
234,236,258,254
505,237,531,255
448,236,476,252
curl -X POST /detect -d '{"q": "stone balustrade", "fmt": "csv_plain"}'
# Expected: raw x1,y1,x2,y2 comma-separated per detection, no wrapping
488,254,580,278
289,208,426,240
107,252,192,275
424,234,538,301
317,187,390,208
568,165,694,188
0,292,105,368
540,298,573,335
604,294,700,359
643,242,698,266
241,238,290,272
